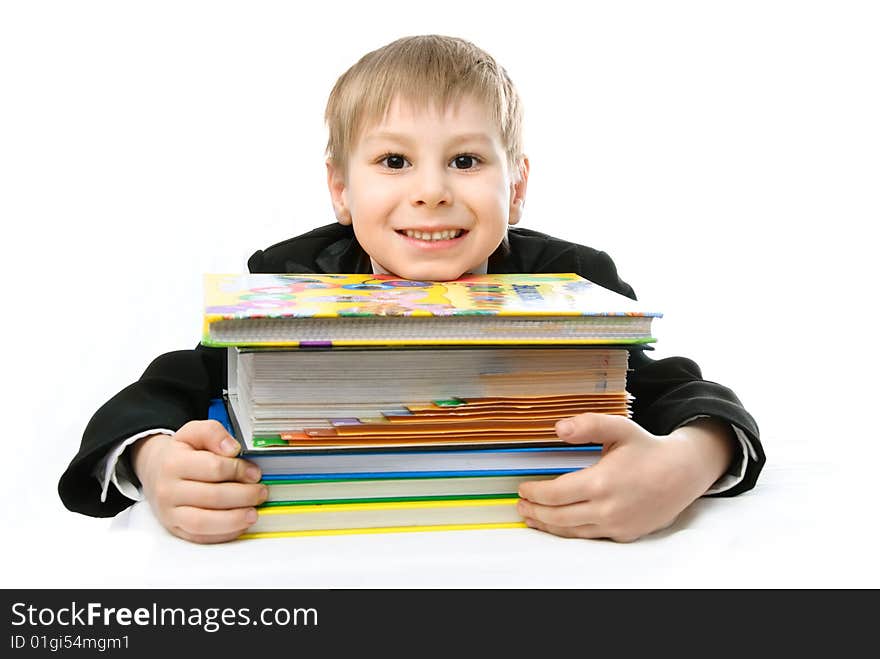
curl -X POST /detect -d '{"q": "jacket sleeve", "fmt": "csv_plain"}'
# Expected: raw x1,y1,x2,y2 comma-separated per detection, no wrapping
57,237,305,519
57,345,227,517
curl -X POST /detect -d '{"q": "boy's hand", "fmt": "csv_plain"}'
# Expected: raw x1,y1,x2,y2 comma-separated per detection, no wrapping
130,420,267,544
517,414,734,543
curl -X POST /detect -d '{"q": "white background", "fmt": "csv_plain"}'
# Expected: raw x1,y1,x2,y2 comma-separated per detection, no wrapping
1,0,877,587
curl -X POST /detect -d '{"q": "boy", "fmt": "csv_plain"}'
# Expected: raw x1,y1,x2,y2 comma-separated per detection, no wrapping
59,35,764,544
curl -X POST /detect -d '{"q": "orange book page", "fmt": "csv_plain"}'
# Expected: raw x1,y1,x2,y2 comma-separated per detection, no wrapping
385,406,629,422
279,435,565,447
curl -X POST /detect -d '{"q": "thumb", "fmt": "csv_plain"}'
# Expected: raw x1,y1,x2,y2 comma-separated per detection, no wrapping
555,413,638,448
174,420,241,457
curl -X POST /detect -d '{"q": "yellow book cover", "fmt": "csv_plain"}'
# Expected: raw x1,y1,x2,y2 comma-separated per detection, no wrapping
202,273,661,347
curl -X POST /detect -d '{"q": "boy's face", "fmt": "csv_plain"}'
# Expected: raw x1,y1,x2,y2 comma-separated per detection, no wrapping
327,95,528,280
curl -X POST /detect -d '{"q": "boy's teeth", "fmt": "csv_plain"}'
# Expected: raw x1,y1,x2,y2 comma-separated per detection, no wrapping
404,229,462,241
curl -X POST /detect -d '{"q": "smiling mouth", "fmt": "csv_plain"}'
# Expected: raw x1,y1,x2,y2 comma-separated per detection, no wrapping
395,229,467,241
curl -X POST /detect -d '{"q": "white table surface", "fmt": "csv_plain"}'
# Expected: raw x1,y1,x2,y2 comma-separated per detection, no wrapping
7,423,875,589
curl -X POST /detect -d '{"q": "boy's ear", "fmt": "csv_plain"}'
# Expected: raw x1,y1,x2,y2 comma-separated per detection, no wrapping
326,159,352,226
508,156,530,226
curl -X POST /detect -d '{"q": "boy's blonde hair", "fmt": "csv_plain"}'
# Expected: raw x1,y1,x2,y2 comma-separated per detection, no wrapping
325,35,524,180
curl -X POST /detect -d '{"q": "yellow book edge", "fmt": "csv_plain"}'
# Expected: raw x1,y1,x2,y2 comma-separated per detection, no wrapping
203,336,656,347
239,521,528,540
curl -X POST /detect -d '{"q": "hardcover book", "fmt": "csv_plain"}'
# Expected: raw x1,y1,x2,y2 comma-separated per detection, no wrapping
201,273,661,347
259,473,560,505
225,345,633,452
239,497,526,539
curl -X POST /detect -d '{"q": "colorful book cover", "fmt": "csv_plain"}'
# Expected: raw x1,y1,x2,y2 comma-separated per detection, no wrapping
201,273,661,347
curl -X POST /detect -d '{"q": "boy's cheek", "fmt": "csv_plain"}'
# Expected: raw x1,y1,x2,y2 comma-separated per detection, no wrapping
347,196,395,228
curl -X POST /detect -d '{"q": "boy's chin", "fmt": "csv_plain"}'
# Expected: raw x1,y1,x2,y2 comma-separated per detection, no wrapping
384,262,469,282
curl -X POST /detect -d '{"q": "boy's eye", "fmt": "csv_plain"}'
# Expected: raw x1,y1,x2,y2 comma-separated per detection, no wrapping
450,155,479,170
380,154,409,169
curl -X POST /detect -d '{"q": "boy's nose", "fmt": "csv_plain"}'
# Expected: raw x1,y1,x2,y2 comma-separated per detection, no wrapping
409,166,452,208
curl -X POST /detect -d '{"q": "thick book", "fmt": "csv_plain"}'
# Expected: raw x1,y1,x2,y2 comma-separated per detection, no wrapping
201,273,661,347
225,345,633,452
246,445,601,479
239,497,525,539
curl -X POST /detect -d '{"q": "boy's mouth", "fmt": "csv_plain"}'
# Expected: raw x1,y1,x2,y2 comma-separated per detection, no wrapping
395,229,468,243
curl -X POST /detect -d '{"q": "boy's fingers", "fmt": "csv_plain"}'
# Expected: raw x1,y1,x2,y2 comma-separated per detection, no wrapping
170,528,247,545
174,420,241,457
170,505,259,537
555,412,640,446
176,451,262,484
517,498,597,529
174,481,268,510
518,469,599,506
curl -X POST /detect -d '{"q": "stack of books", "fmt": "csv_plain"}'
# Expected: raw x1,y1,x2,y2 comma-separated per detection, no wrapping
201,273,661,538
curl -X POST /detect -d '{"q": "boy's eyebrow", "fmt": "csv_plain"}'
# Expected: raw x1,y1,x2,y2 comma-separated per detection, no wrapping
362,131,495,146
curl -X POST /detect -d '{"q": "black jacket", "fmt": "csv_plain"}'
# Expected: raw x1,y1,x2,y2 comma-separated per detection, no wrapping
59,223,765,517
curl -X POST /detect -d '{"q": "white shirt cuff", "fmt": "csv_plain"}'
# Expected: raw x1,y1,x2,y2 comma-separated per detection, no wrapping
673,416,757,495
94,429,175,503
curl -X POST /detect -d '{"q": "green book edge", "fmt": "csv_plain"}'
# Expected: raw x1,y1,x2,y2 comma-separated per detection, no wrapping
260,493,518,508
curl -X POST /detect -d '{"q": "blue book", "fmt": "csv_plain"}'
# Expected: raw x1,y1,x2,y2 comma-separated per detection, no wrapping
248,446,601,479
208,397,234,435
